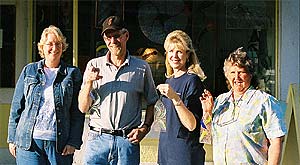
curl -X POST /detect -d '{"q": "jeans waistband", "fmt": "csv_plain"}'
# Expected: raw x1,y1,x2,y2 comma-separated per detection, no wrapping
89,126,134,137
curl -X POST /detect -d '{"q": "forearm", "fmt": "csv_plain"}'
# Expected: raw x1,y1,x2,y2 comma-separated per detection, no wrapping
268,137,284,165
78,82,93,113
144,104,154,126
172,97,196,131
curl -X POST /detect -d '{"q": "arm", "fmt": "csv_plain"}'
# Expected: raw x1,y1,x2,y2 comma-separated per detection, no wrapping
199,89,214,144
78,81,93,113
127,104,154,143
268,136,284,165
7,66,26,157
78,65,101,113
63,68,85,155
157,84,196,131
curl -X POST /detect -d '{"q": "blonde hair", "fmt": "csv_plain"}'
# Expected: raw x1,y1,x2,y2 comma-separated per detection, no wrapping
223,47,254,77
37,25,68,58
164,30,206,81
224,47,258,88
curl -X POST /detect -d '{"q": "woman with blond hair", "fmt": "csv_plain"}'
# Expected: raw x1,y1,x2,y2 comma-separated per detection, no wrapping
156,30,206,165
7,25,85,164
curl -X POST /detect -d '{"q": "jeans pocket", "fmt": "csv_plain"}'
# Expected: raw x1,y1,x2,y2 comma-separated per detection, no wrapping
87,131,99,141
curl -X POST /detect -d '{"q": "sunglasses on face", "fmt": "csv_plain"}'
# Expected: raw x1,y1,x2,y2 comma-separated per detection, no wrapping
103,31,125,40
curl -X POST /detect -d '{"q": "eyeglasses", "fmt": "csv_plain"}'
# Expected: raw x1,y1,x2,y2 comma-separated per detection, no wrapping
103,31,125,41
44,42,62,48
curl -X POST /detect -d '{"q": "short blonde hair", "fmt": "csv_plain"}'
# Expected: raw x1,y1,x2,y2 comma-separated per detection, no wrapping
164,30,206,81
223,47,254,77
224,47,258,88
37,25,68,58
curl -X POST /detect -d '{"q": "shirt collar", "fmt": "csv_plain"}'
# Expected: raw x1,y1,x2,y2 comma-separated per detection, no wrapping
37,59,67,75
105,50,130,66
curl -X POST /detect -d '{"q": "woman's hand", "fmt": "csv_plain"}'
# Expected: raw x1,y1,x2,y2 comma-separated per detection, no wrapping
8,143,16,158
200,89,214,114
156,84,177,99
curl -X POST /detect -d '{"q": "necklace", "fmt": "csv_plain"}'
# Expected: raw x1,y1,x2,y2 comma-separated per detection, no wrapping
232,93,244,108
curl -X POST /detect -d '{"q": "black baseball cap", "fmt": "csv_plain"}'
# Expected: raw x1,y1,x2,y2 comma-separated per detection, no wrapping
101,16,125,35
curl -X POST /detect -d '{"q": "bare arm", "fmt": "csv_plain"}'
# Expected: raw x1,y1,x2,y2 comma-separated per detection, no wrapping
78,82,93,113
268,136,284,165
127,104,154,143
199,89,214,144
157,84,196,131
78,65,101,113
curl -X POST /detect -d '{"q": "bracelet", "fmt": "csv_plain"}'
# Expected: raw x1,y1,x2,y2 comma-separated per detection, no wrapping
202,112,212,125
172,97,183,106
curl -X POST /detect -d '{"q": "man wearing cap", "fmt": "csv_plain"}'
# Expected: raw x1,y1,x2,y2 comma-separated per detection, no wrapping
78,16,159,165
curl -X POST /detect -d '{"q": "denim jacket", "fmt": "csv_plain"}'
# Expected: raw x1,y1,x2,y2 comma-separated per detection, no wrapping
7,59,85,153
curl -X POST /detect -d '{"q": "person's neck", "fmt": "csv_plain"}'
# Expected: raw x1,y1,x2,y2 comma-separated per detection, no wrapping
232,86,250,100
45,59,60,68
173,69,187,78
110,53,126,68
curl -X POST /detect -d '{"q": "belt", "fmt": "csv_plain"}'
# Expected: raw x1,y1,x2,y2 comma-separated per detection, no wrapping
89,126,134,137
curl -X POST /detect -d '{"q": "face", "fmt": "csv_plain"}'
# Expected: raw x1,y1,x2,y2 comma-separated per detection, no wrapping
226,64,252,94
166,44,188,72
103,30,128,57
43,33,62,63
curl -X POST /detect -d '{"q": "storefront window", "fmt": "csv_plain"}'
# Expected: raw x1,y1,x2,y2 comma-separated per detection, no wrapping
78,0,276,95
33,1,73,65
94,0,276,96
0,5,15,88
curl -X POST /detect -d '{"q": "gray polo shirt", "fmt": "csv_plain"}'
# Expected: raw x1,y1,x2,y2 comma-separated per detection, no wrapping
82,52,159,130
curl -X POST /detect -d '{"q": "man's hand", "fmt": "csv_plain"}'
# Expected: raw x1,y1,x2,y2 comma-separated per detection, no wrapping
61,145,76,156
85,65,102,83
127,127,149,144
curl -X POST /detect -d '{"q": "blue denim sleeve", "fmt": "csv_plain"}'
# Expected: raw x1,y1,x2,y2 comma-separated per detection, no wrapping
7,66,26,144
67,67,85,149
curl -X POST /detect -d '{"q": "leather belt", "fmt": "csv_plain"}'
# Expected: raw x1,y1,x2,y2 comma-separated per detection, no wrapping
89,125,134,137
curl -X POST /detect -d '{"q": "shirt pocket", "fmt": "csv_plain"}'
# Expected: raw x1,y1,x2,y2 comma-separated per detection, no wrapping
24,76,39,98
61,78,74,98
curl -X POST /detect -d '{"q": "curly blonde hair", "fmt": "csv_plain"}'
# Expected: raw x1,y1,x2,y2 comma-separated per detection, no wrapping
37,25,68,58
164,30,206,81
224,47,258,88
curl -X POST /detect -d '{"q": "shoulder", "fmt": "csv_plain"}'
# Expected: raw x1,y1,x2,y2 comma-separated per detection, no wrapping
129,55,149,65
23,61,40,72
86,56,107,68
89,56,106,63
186,73,202,81
184,73,203,86
251,89,276,101
216,91,231,102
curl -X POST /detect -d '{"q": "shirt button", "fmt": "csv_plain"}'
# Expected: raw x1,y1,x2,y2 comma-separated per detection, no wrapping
58,132,61,136
56,107,59,110
57,119,61,123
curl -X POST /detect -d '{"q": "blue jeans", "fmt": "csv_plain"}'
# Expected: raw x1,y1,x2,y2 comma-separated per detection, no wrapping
16,139,73,165
83,131,140,165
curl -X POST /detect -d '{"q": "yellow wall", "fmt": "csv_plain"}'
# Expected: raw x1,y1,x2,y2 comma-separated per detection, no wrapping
0,104,10,148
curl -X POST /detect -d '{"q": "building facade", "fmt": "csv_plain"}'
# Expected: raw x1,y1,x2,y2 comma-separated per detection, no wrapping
0,0,299,164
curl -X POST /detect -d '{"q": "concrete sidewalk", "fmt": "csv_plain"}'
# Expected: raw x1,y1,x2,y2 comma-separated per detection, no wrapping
0,116,159,165
0,148,15,165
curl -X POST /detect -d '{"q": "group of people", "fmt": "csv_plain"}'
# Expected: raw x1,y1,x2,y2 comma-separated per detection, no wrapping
7,15,286,165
